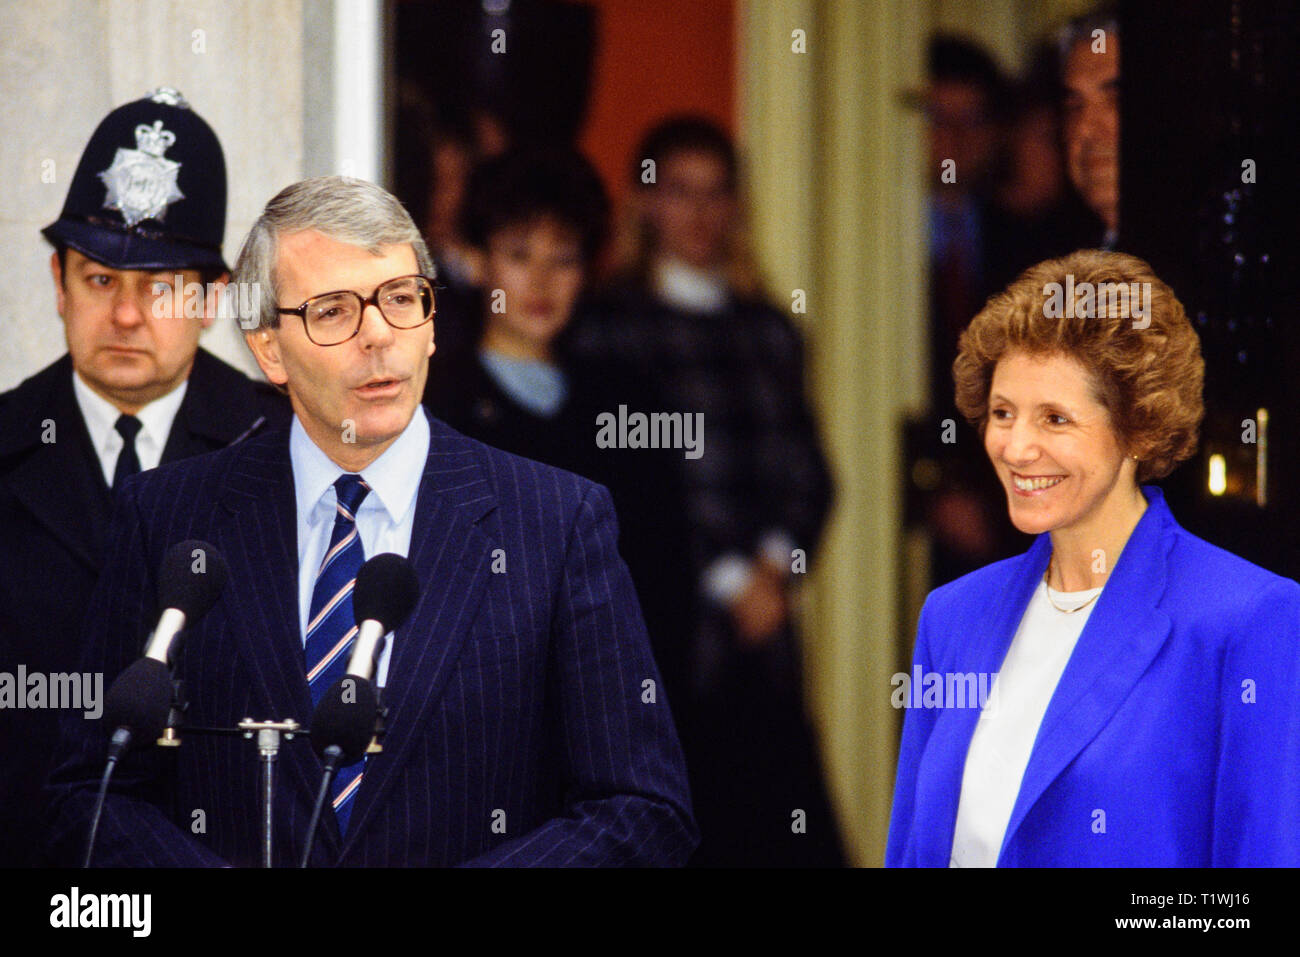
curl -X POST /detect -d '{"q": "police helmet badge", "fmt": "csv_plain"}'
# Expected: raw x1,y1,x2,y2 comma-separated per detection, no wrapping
97,119,186,227
43,88,227,271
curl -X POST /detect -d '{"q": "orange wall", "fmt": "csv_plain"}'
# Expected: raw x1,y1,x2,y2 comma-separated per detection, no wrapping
578,0,736,205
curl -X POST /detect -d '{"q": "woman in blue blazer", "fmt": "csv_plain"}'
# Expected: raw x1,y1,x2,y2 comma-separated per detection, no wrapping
887,250,1300,866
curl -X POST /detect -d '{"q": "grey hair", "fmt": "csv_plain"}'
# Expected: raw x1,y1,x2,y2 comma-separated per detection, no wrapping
233,175,435,331
1056,9,1119,66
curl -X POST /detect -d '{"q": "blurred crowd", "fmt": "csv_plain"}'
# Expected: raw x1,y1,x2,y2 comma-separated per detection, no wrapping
387,3,1126,866
394,103,844,865
390,6,1124,865
909,12,1121,589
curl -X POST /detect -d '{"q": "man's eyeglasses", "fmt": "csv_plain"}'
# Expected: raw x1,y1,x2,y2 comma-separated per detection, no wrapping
276,274,436,346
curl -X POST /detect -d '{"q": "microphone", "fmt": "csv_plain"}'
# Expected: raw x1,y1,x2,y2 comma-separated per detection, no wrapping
86,540,228,867
346,553,421,684
142,540,230,666
309,554,419,764
102,540,229,747
301,555,418,867
101,659,174,749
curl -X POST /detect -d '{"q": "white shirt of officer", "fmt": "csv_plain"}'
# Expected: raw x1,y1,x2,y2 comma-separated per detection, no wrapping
71,369,188,487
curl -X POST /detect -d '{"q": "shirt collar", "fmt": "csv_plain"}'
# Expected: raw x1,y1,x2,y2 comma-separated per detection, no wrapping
653,257,729,314
71,366,189,456
290,408,430,528
478,348,567,418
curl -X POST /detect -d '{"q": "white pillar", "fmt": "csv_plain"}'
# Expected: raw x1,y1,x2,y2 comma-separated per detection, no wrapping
330,0,385,183
739,0,929,866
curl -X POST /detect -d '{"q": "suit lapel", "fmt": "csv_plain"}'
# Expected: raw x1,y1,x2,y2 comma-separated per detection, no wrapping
0,356,111,570
914,534,1050,865
214,427,335,852
162,349,266,463
997,488,1176,862
341,417,497,856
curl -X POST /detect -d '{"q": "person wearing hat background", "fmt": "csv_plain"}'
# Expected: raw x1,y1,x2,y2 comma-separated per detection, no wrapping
0,88,288,865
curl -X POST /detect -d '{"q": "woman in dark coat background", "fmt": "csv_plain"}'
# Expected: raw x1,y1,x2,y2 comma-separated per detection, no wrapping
568,117,845,866
422,147,696,714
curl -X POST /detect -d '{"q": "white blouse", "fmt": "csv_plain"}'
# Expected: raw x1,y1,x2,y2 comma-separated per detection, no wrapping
949,578,1103,867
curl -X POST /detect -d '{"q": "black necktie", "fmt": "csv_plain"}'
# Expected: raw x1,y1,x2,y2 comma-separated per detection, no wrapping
112,414,143,488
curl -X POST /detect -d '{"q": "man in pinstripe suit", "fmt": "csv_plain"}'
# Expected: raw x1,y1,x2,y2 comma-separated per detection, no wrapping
44,177,697,866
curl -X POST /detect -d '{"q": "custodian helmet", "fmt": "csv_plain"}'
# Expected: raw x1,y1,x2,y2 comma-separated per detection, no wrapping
42,87,228,272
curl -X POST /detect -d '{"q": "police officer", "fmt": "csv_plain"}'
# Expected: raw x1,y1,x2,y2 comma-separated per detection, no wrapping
0,89,288,865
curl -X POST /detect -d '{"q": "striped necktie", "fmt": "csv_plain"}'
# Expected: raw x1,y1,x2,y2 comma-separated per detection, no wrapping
305,473,370,834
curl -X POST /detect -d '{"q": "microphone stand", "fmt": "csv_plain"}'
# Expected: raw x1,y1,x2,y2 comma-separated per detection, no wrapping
97,668,389,867
237,718,301,869
301,746,342,868
154,683,302,867
84,674,189,868
131,716,306,868
157,678,187,747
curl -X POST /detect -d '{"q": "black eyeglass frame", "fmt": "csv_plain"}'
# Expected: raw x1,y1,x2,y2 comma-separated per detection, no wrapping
274,273,437,346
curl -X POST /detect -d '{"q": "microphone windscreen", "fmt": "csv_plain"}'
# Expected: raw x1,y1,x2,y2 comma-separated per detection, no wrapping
310,678,378,764
158,540,229,620
353,554,419,632
103,658,173,743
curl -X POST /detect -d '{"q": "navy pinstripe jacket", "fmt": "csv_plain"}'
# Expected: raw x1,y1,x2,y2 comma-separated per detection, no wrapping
45,411,697,866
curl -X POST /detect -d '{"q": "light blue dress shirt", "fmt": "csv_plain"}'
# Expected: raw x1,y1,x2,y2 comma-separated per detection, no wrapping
289,409,430,687
478,349,567,418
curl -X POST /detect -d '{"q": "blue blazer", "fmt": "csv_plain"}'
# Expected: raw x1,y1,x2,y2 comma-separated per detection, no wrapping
886,485,1300,866
45,411,697,866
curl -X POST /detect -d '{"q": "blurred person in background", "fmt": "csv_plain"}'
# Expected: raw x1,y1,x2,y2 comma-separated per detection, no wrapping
983,43,1106,293
393,82,489,361
907,36,1033,592
1059,9,1121,248
923,34,1005,398
423,147,692,694
570,115,844,866
393,0,598,356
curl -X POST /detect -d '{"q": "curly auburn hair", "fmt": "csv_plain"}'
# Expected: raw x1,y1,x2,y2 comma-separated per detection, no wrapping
953,249,1204,482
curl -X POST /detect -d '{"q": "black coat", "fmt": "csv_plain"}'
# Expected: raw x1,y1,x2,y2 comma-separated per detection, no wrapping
567,282,845,865
424,342,697,703
0,348,289,865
